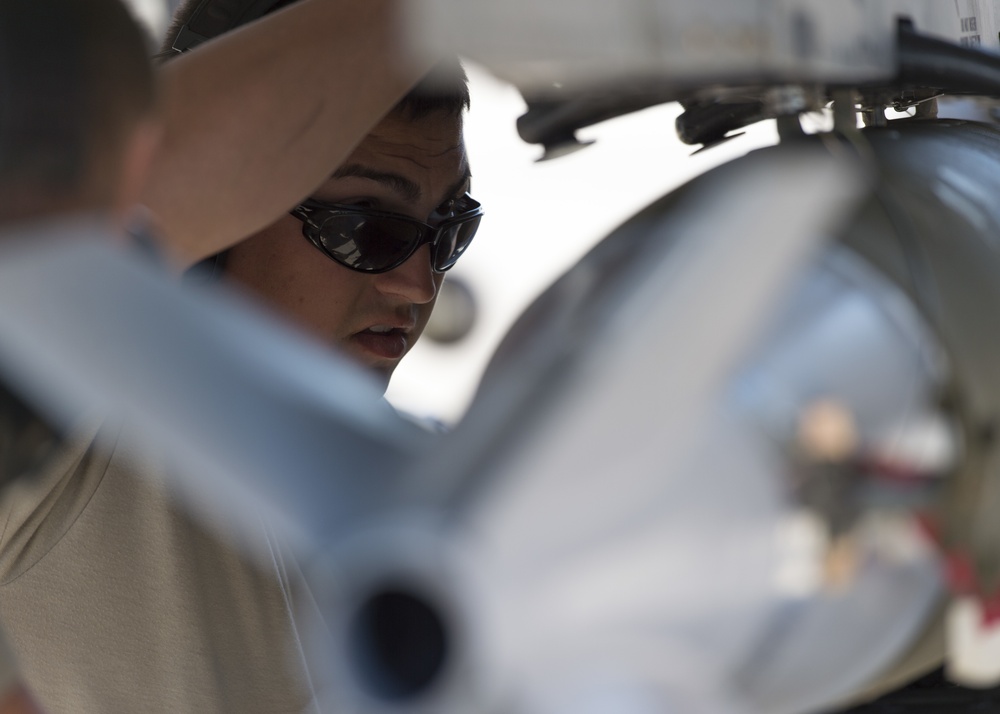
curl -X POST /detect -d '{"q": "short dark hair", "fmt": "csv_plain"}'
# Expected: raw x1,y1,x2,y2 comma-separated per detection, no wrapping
396,58,471,119
158,0,470,118
0,0,155,220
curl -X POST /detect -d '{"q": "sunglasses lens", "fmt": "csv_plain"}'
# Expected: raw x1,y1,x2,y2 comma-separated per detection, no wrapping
432,214,481,271
300,198,482,273
316,215,421,272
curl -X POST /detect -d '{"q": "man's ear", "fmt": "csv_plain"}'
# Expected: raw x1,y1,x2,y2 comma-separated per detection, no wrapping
111,117,163,229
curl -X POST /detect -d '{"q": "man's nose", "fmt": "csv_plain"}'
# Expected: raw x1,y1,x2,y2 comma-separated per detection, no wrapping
373,244,438,304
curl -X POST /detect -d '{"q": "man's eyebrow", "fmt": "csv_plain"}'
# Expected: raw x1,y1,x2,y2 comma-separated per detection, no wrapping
331,164,421,202
445,166,473,202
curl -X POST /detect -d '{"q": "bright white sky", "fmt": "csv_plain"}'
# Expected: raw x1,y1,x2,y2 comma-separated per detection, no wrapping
386,62,779,424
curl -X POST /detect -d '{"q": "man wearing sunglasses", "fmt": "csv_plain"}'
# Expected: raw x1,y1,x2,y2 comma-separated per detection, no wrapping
0,0,471,712
161,0,477,393
216,60,478,392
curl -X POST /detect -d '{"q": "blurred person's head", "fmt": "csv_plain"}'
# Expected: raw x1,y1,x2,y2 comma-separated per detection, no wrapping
162,0,473,391
0,0,158,224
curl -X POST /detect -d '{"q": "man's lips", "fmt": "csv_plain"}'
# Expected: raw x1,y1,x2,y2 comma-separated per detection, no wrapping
351,326,409,360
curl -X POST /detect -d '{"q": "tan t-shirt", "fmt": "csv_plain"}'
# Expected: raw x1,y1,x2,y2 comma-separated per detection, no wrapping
0,415,320,713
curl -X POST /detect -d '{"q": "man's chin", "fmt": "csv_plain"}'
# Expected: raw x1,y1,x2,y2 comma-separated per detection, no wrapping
334,343,397,394
360,360,394,395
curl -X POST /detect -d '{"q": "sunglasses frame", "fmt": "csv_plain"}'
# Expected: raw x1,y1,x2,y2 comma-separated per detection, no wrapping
289,193,483,274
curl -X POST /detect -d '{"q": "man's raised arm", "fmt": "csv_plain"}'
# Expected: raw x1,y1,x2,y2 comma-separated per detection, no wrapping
141,0,428,267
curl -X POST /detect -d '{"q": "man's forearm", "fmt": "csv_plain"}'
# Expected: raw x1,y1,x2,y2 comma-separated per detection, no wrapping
142,0,428,267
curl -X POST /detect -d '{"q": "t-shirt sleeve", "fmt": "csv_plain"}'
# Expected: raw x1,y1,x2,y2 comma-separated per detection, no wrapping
0,414,112,584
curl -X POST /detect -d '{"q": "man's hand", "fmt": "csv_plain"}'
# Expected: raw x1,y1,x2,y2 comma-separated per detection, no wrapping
0,684,45,714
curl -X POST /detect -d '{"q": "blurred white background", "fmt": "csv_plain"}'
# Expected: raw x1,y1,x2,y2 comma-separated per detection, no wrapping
128,0,171,37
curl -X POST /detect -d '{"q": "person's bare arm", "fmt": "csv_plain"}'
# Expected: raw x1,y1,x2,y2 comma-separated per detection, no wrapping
0,684,44,714
142,0,428,268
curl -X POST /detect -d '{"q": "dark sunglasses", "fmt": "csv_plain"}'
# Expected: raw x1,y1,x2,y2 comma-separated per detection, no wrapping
289,194,483,274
